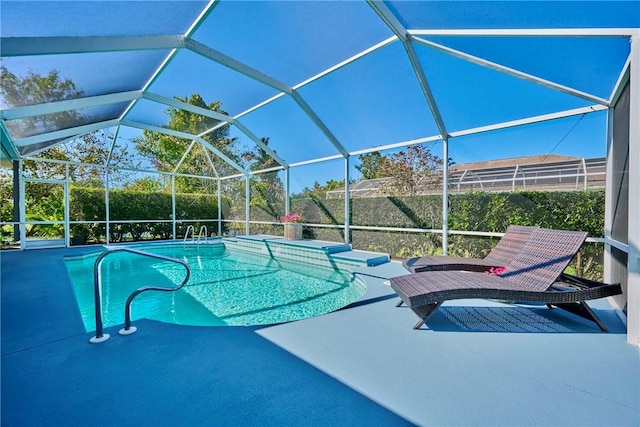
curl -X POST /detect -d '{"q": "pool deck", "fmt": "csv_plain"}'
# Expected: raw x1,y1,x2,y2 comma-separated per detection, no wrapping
1,242,639,426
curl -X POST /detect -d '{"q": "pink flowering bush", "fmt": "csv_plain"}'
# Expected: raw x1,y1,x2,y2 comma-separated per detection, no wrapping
280,212,302,223
484,266,507,276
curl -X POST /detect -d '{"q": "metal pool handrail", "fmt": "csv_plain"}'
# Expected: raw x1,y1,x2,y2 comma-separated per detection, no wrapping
197,225,208,248
90,246,191,344
183,225,195,249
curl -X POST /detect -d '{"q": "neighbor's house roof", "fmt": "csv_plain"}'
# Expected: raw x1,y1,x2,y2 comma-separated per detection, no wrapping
327,154,607,197
450,154,580,172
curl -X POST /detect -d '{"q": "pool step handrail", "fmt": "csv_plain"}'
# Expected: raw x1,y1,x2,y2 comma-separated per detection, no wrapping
183,225,195,249
197,225,208,248
90,246,191,344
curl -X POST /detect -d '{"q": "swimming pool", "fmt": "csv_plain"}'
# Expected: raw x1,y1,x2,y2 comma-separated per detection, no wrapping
64,243,366,331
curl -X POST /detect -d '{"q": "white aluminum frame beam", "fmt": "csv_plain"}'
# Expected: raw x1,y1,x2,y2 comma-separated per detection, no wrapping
350,135,442,156
22,134,80,157
289,92,349,157
200,141,220,178
250,165,285,175
233,37,396,120
186,0,221,38
187,39,349,158
172,140,198,174
344,156,351,244
1,91,142,121
105,125,121,168
289,154,344,168
627,34,640,346
0,121,19,159
13,119,120,147
121,120,245,174
143,92,234,123
234,92,288,120
232,120,288,168
186,39,292,94
449,104,607,138
120,120,205,138
409,29,640,37
442,137,449,255
138,92,288,168
610,56,631,106
367,0,448,138
294,36,398,89
412,37,609,107
116,1,218,131
195,138,244,175
217,103,607,180
0,35,186,57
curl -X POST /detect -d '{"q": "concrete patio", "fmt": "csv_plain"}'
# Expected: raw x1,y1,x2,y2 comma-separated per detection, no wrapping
1,245,638,426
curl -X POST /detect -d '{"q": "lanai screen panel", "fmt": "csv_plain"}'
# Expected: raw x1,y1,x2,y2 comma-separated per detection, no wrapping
238,95,340,164
1,0,206,155
415,44,599,132
611,84,630,245
298,42,441,153
1,1,207,37
7,102,131,141
191,1,393,86
449,110,609,165
1,50,169,110
387,1,640,29
124,100,177,129
146,49,280,117
419,36,630,100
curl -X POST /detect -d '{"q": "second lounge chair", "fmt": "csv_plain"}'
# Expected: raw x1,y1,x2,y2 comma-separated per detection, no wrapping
390,228,622,332
402,225,538,273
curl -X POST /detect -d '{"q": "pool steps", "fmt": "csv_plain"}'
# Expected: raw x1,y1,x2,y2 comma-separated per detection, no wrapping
227,235,390,270
329,250,389,267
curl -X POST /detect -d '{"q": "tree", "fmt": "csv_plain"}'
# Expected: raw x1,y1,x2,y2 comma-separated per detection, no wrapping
24,130,139,186
122,177,166,193
356,151,387,179
1,66,84,142
356,144,454,195
1,66,144,241
133,94,239,193
0,168,15,243
1,66,138,186
293,179,347,200
243,137,284,219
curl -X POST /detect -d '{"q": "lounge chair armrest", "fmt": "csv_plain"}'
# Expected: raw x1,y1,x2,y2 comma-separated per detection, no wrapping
559,272,620,290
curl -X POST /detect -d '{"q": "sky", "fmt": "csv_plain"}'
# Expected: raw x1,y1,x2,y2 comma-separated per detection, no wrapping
2,0,639,193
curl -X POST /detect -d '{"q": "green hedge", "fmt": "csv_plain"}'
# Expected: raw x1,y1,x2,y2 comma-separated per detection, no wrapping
70,187,223,243
293,190,605,279
66,187,605,278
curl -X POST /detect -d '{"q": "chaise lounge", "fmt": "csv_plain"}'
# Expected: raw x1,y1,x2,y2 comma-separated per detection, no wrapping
403,225,538,273
390,228,622,331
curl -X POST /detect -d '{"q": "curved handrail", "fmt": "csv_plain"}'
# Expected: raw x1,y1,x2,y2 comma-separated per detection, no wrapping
183,225,195,249
91,246,191,343
197,225,208,248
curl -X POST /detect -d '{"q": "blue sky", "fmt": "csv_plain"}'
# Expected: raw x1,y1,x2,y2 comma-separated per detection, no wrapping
2,1,639,193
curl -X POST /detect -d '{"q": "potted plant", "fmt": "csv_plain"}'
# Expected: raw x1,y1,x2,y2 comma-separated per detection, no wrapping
280,212,303,240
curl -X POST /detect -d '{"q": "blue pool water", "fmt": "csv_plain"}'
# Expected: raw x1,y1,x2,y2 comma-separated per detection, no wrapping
64,244,365,331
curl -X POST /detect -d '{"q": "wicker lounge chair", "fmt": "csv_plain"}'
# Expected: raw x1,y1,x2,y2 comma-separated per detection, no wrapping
390,228,622,332
403,225,538,273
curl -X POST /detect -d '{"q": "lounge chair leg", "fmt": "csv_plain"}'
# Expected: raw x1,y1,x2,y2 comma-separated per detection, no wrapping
410,302,443,330
396,299,404,307
552,302,609,332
